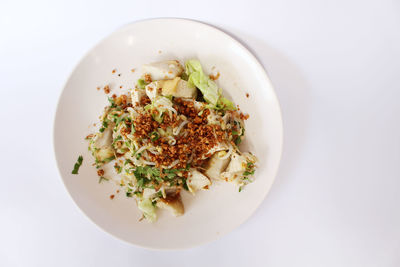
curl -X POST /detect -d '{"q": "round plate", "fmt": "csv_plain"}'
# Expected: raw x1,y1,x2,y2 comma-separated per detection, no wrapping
54,18,283,249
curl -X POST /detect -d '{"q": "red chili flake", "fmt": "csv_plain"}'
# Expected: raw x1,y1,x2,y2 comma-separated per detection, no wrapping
246,93,249,98
110,195,115,200
112,69,116,74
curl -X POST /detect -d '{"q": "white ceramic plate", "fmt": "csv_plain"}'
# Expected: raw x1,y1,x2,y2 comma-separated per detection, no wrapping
54,18,283,249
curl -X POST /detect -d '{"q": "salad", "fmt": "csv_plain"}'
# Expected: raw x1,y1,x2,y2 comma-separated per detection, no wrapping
83,59,257,222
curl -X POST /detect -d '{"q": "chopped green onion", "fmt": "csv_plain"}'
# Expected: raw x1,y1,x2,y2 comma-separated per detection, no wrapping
150,131,160,141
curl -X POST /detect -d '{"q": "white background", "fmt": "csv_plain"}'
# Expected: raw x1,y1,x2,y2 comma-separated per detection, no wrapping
1,0,399,266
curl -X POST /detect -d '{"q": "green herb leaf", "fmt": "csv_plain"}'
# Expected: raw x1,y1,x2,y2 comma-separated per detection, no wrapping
98,176,109,183
182,179,189,191
71,155,83,174
108,97,117,108
150,131,160,141
114,164,122,174
104,156,115,163
115,115,126,125
234,136,242,145
137,79,147,89
137,178,144,188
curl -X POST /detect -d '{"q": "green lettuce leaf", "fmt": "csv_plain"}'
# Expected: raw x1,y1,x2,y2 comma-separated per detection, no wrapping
185,59,236,110
217,96,236,111
138,198,157,222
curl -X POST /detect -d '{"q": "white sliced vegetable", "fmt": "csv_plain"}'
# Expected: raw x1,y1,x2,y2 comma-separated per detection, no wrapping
90,127,114,163
145,81,164,101
221,152,257,185
131,88,146,104
142,188,157,199
187,169,211,194
95,147,114,162
142,60,184,81
204,151,231,180
162,77,197,98
94,126,113,148
156,193,184,217
225,152,247,173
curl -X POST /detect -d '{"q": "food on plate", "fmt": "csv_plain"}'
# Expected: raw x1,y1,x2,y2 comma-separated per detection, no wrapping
84,59,257,222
